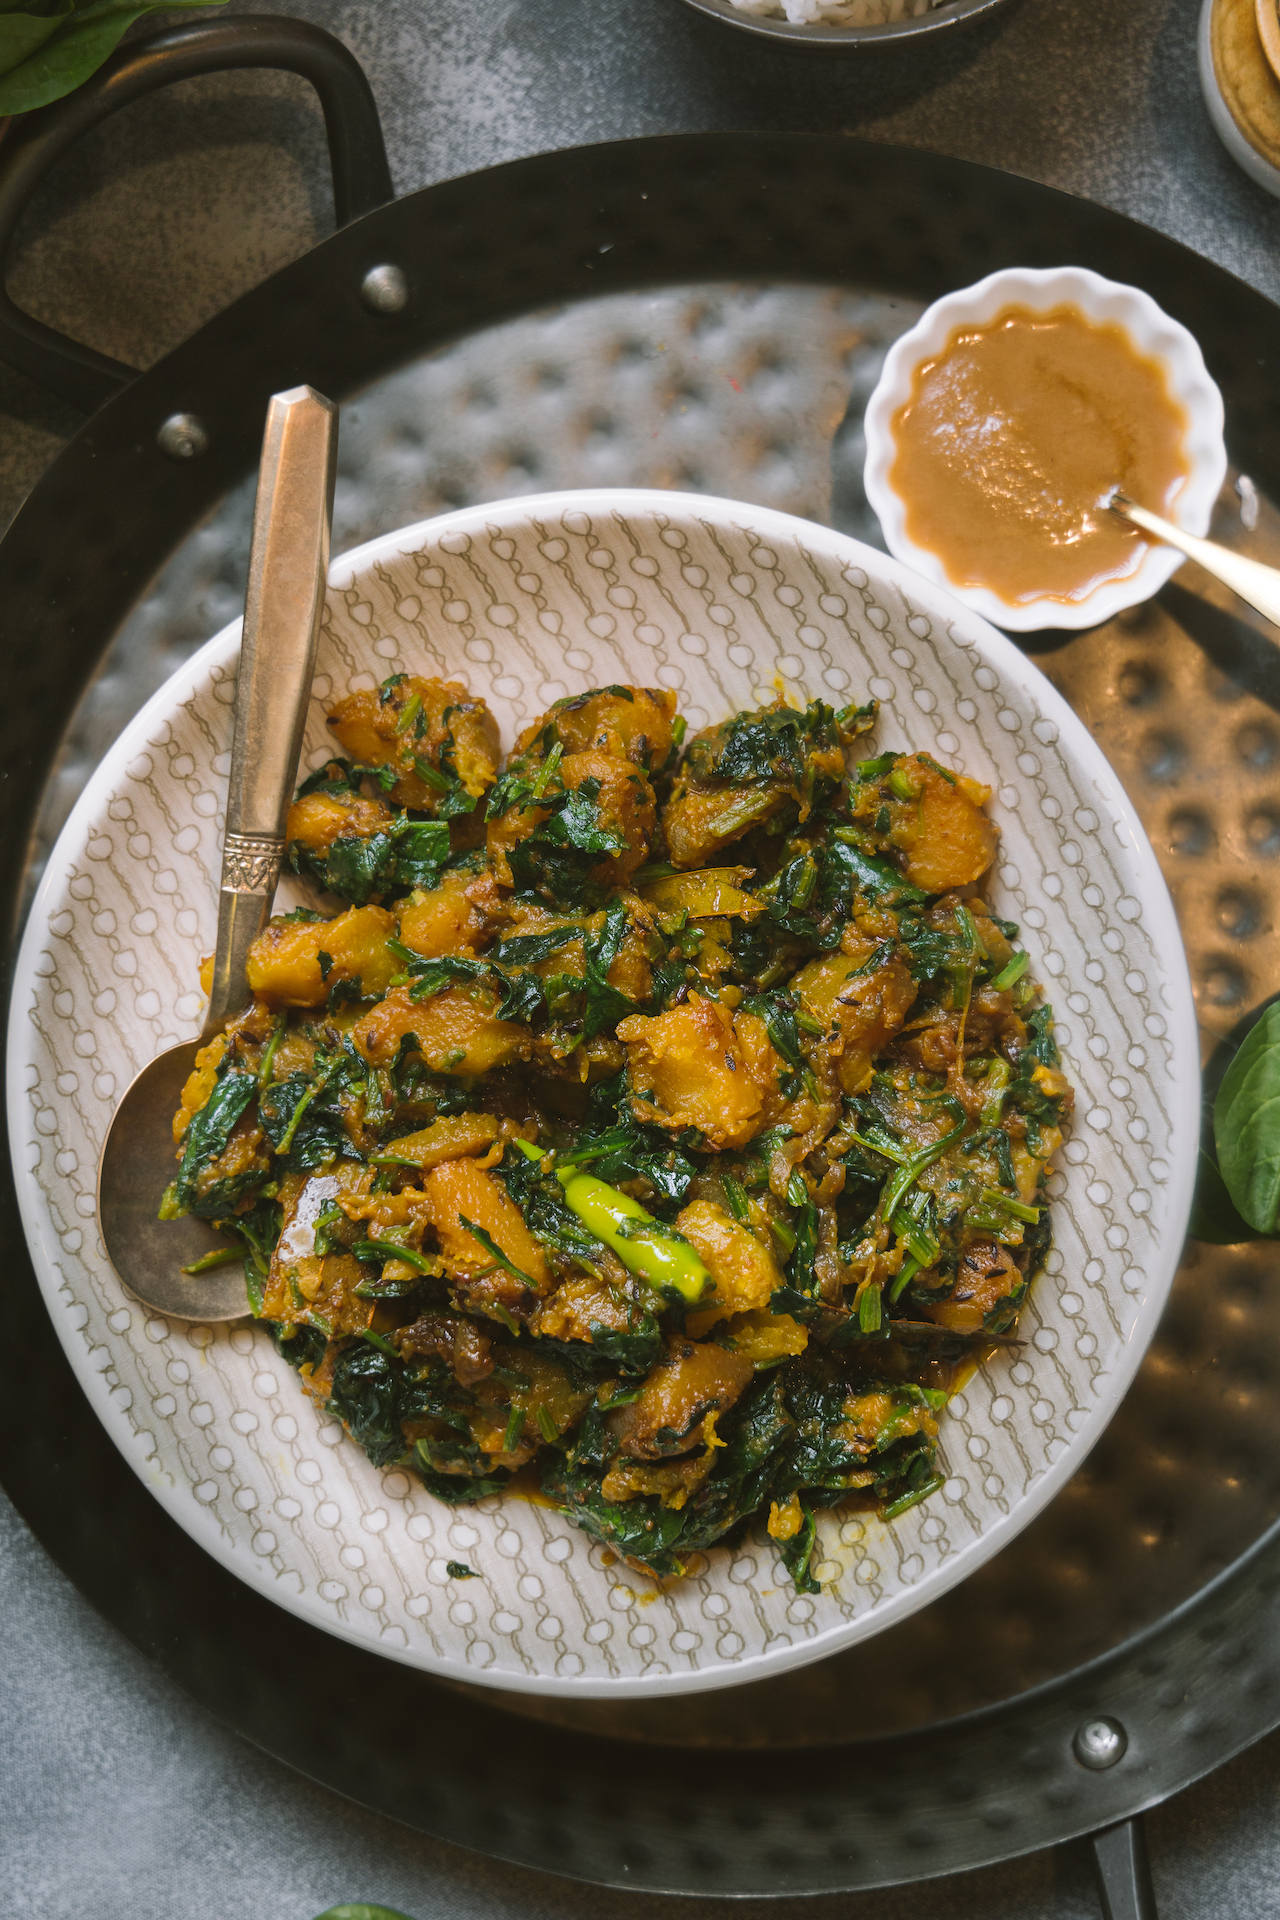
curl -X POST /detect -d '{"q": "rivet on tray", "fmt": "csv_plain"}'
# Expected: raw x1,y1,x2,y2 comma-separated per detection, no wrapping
361,265,409,315
156,413,209,460
1072,1716,1128,1770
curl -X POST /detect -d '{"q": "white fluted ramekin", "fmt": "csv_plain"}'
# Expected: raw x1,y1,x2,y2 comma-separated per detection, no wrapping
862,265,1228,632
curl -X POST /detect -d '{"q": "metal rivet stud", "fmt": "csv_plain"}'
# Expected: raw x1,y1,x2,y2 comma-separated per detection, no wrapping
156,413,209,460
361,264,408,315
1073,1716,1128,1770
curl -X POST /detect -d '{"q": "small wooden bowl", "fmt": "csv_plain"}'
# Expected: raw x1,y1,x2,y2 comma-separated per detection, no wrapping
1200,0,1280,196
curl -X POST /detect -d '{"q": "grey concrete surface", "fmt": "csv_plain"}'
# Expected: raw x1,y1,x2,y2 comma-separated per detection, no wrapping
6,0,1280,1914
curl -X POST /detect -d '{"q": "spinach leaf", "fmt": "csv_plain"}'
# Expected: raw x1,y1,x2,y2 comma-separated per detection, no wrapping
1188,1146,1258,1244
583,899,639,1038
271,1321,328,1372
494,1143,606,1265
739,991,805,1071
830,832,929,907
491,927,580,967
0,0,228,117
564,1094,696,1210
258,1064,354,1174
1182,997,1277,1243
896,912,969,984
172,1067,260,1218
490,968,548,1026
328,1343,487,1475
541,778,627,854
1024,1004,1060,1066
390,820,452,890
400,953,486,1001
311,1904,420,1920
294,759,359,800
414,1462,512,1505
1215,999,1280,1234
533,1318,664,1387
773,1497,819,1595
220,1195,283,1308
772,1170,820,1312
288,816,449,905
544,1371,798,1579
1005,1010,1068,1127
587,1318,664,1376
327,1342,414,1468
690,700,838,787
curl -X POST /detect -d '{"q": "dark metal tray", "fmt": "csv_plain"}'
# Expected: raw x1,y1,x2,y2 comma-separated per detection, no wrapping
4,17,1280,1902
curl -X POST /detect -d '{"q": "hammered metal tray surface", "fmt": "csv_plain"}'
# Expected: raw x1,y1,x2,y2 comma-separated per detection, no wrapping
8,133,1280,1891
25,278,1280,1741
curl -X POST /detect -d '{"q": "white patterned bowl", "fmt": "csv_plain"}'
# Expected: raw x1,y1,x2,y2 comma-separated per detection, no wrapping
8,489,1198,1698
862,266,1228,633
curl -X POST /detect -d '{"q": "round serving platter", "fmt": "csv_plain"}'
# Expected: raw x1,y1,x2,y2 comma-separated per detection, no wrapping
4,98,1280,1890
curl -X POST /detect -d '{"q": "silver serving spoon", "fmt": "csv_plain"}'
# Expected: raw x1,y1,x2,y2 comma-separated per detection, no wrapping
1108,489,1280,628
96,385,337,1321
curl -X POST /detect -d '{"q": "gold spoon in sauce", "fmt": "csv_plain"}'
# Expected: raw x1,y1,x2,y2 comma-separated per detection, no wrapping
96,386,337,1322
1107,489,1280,630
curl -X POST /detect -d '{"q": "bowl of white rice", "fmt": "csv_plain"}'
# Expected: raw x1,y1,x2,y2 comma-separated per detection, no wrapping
677,0,1014,44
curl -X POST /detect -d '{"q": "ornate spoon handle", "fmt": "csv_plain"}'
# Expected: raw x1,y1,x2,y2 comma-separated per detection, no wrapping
202,385,338,1038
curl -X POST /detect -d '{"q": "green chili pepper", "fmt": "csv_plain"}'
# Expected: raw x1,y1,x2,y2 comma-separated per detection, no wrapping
515,1140,709,1302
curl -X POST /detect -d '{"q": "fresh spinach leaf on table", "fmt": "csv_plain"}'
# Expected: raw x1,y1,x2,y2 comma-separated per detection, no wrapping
312,1906,421,1920
1189,990,1280,1244
0,0,228,117
1214,999,1280,1235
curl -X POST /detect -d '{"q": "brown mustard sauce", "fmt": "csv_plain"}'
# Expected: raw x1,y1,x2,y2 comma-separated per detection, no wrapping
889,302,1190,607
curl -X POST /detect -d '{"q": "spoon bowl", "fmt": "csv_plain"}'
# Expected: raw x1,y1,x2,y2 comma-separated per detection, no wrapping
98,1042,249,1321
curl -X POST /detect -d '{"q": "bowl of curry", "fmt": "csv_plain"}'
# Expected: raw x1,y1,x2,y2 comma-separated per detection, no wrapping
862,266,1227,632
11,489,1197,1694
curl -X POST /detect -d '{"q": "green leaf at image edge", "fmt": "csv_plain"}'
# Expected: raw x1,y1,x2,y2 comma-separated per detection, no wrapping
0,4,71,83
1188,1144,1261,1245
1214,999,1280,1236
0,0,226,116
312,1907,420,1920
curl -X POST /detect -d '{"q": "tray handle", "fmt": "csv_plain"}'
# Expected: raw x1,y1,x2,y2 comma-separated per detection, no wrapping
1091,1816,1159,1920
0,12,393,412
